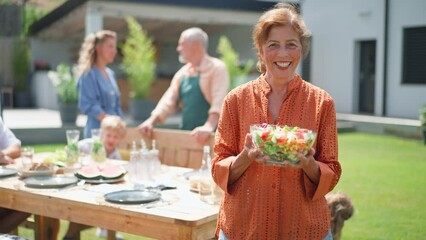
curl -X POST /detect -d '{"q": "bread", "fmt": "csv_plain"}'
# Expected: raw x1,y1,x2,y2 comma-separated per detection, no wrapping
29,162,53,171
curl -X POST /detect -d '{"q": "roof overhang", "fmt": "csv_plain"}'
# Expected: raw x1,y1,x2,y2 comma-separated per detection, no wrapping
29,0,276,42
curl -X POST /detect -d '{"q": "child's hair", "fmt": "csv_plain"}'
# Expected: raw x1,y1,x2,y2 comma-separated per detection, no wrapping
100,115,126,136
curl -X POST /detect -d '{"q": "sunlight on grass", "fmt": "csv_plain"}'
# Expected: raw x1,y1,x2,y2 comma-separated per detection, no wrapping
336,133,426,240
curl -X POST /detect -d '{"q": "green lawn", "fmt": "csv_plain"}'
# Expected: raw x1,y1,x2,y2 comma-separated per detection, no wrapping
336,133,426,240
17,132,426,239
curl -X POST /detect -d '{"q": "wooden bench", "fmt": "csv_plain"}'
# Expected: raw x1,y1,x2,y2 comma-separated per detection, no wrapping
118,128,215,169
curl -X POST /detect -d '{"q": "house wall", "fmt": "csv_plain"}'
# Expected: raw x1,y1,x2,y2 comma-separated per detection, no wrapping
29,39,77,110
386,0,426,118
30,39,77,69
303,0,385,116
303,0,426,119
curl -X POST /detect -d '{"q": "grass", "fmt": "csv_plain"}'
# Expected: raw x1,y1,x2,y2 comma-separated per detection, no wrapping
335,133,426,240
16,132,426,239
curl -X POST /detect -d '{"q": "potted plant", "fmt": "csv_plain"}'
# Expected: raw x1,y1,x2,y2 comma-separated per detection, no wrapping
12,37,32,108
419,104,426,145
216,36,254,90
120,16,157,121
48,63,78,124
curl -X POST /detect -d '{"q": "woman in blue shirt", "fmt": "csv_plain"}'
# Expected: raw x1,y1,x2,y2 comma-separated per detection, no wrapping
77,30,124,138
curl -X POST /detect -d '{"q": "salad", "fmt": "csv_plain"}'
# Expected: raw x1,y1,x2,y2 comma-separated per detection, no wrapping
250,124,317,164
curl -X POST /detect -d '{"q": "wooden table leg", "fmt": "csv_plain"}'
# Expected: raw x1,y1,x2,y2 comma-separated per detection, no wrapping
34,215,60,240
107,230,117,240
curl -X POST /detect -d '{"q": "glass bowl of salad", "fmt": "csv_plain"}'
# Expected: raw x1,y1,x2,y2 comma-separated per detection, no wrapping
250,124,317,164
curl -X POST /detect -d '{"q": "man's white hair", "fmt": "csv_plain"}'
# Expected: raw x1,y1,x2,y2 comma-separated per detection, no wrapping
180,27,208,49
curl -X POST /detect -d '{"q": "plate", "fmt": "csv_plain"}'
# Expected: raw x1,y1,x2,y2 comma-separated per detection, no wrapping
19,169,55,178
23,176,79,188
79,176,125,184
0,167,18,178
104,190,161,204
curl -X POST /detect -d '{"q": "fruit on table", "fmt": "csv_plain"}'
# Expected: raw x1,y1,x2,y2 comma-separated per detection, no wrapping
75,164,126,180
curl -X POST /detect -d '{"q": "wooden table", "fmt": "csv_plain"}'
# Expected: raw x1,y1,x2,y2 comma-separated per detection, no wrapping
0,158,219,240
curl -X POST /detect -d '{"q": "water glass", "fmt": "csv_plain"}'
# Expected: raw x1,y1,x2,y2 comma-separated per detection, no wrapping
66,130,80,166
91,129,101,140
66,129,80,145
90,129,106,164
21,147,34,170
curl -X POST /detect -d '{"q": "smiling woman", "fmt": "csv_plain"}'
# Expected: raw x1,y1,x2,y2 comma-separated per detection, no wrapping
211,3,339,240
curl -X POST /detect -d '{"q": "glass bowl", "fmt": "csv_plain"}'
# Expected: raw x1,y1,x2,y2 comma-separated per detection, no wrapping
250,124,317,164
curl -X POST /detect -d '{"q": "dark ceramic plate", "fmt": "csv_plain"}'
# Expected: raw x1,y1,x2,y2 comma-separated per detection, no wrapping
104,190,161,204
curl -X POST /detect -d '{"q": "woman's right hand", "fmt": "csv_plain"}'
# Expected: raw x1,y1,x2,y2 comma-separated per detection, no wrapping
242,133,268,163
228,134,267,184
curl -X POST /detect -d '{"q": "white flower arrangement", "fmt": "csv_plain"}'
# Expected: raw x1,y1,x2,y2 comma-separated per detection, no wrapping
48,63,78,104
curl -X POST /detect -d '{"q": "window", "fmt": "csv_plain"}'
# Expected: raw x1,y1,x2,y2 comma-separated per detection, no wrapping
402,26,426,84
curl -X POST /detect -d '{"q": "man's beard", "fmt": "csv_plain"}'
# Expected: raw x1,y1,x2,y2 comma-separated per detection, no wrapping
178,54,187,64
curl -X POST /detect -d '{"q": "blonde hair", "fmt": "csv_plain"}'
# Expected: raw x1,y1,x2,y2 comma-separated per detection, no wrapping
253,3,311,73
77,30,116,75
100,115,126,136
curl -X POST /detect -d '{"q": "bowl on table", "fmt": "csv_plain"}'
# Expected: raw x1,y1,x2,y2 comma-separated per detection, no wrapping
250,124,317,164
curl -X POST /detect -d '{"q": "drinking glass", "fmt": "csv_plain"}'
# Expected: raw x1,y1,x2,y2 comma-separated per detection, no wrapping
66,130,80,145
21,147,34,170
65,130,80,166
91,129,101,140
90,129,106,163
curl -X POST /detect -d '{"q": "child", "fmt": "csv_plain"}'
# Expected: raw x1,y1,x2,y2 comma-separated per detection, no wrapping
78,115,126,161
64,116,126,240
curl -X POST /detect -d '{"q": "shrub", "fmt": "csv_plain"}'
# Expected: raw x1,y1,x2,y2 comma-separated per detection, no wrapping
120,17,156,99
217,36,254,90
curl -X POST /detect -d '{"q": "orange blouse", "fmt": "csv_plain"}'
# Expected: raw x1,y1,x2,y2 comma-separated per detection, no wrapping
212,75,341,240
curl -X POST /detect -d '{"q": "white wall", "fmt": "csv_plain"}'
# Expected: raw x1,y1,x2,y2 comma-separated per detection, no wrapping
30,39,77,70
303,0,385,115
386,0,426,118
30,39,78,110
303,0,426,119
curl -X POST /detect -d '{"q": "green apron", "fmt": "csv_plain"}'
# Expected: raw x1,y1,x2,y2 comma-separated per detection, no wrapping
179,73,210,130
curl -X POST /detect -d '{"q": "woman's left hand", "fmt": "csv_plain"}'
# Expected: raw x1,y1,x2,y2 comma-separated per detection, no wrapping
277,148,320,184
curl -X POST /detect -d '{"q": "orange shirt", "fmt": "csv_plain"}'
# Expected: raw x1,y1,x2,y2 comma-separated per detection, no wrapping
212,75,341,240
